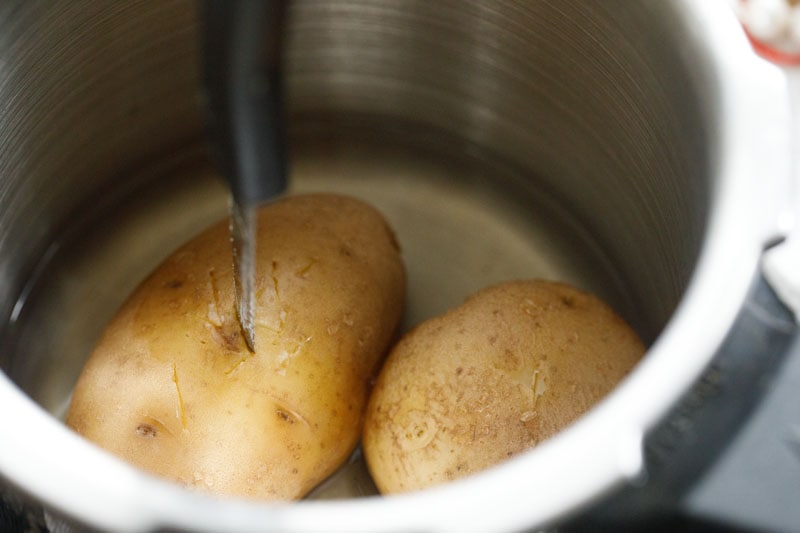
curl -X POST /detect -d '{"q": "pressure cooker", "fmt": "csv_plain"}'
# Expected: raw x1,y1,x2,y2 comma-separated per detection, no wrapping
1,0,799,531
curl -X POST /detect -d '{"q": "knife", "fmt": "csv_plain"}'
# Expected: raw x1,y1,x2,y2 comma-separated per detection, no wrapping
201,0,289,352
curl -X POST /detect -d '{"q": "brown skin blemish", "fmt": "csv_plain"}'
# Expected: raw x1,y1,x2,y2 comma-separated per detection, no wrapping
164,279,184,289
136,416,174,438
276,409,295,424
216,324,243,352
137,423,157,437
560,295,576,308
269,399,311,429
208,317,246,358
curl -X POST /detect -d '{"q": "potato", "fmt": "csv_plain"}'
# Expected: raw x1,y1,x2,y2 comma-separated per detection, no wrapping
66,193,405,500
363,280,644,494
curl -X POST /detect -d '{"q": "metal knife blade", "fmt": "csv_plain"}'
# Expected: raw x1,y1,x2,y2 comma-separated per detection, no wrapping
230,198,257,352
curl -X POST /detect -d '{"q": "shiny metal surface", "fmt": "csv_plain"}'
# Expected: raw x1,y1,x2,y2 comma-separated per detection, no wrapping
229,199,258,352
0,0,201,374
0,1,792,532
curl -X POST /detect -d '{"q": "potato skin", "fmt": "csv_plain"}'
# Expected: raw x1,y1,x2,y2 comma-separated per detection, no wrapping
67,193,404,500
363,280,644,494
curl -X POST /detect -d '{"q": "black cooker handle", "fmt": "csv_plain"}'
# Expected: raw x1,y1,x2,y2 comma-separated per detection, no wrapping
566,270,800,531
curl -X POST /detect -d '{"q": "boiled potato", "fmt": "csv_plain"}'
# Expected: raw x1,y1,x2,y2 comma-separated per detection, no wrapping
67,193,405,500
363,280,644,494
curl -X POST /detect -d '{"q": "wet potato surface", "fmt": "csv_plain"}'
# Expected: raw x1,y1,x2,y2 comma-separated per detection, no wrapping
66,193,405,500
363,280,644,494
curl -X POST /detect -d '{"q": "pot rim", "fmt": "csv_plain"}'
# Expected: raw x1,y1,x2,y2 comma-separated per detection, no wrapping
0,1,794,532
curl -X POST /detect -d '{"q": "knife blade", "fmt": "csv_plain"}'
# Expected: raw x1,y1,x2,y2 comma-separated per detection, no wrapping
201,0,289,352
229,197,258,352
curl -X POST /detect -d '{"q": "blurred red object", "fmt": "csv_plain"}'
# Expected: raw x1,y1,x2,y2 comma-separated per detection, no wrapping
736,0,800,64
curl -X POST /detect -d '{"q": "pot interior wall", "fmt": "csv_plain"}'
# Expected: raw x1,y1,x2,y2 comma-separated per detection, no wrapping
0,0,711,498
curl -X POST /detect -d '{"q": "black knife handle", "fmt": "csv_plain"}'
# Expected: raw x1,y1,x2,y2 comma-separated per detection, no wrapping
201,0,289,205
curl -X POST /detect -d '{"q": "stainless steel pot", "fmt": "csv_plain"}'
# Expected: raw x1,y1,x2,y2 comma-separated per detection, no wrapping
0,0,797,531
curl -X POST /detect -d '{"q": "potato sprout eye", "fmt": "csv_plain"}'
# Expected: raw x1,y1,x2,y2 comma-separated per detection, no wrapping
136,423,157,438
277,409,295,424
